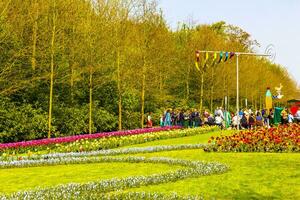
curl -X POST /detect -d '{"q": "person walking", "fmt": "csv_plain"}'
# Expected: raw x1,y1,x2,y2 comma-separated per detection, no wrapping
164,109,172,126
178,109,184,126
146,112,153,128
215,114,224,129
288,112,294,124
241,113,248,129
256,112,264,128
249,113,256,129
281,108,288,125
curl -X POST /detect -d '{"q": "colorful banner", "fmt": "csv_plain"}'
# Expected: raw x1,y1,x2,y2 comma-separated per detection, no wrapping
224,52,229,62
195,61,200,71
211,52,217,66
218,51,223,63
195,51,235,69
195,51,200,71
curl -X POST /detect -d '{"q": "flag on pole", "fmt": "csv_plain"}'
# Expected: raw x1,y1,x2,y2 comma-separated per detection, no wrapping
214,52,217,61
195,61,200,71
218,51,223,63
211,52,217,66
224,52,229,62
195,50,200,71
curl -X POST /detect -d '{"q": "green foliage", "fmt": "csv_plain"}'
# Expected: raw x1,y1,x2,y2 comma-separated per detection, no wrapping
95,81,118,113
93,106,118,132
0,98,51,142
54,103,117,136
54,105,89,136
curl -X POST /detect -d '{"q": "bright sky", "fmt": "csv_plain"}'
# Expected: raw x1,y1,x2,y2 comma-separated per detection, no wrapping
159,0,300,86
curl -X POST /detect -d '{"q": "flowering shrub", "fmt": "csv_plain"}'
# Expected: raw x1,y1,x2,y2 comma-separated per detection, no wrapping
205,124,300,152
0,126,218,155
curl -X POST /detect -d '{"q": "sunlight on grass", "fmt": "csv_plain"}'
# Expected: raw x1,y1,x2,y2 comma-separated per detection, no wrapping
0,162,184,194
124,149,300,199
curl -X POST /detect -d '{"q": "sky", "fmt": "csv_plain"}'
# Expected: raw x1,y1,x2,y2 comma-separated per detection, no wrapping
158,0,300,87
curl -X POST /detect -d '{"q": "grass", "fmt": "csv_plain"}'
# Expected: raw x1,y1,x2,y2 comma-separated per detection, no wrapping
125,149,300,199
118,130,300,199
0,162,184,194
1,128,299,199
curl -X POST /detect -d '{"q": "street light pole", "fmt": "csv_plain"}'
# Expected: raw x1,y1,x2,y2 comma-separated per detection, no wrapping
195,45,275,131
236,53,240,130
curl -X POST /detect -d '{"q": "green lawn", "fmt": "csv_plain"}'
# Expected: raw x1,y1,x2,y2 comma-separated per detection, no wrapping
0,162,184,194
125,149,300,199
1,129,299,199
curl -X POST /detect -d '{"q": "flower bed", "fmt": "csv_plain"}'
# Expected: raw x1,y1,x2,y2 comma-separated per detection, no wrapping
0,154,227,199
0,126,218,156
0,127,180,150
1,191,201,200
1,144,209,161
205,124,300,152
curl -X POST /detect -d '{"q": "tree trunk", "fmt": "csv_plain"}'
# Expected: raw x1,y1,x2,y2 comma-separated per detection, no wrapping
48,2,56,138
70,25,75,105
31,0,38,71
89,67,93,134
186,64,190,100
199,72,204,113
141,55,146,128
210,67,214,112
117,49,122,130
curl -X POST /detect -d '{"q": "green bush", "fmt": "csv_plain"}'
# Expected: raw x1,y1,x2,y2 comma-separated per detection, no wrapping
54,106,89,136
54,104,118,136
93,107,118,132
0,98,51,142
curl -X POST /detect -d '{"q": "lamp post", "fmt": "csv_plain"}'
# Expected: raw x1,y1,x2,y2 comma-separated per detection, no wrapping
196,45,275,130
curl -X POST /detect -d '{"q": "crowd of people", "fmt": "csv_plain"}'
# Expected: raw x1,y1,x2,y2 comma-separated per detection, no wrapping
150,106,300,130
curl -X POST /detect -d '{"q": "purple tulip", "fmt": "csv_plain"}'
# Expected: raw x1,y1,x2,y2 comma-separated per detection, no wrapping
0,126,181,150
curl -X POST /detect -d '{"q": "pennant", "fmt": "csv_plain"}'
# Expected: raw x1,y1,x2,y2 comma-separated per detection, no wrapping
224,52,229,62
210,52,217,66
195,61,200,71
195,51,200,71
229,52,235,59
218,51,223,63
195,50,200,62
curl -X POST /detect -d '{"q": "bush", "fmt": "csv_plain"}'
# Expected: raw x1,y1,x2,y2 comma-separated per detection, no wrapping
54,104,118,136
54,106,89,136
0,98,51,142
93,107,117,132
